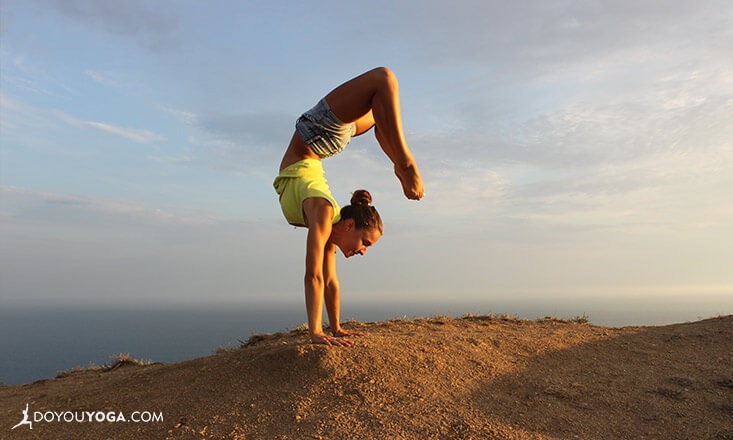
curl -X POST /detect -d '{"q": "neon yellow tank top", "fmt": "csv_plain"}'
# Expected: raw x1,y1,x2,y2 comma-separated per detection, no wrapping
273,159,341,227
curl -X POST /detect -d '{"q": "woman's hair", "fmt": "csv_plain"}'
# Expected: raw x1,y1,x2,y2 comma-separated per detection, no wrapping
340,189,383,234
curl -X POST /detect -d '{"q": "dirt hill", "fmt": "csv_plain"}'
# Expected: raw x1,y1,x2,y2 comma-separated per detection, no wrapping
1,314,731,440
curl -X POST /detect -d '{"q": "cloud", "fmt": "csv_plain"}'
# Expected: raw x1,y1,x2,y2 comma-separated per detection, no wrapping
0,186,303,306
0,74,62,97
196,111,292,149
30,0,177,51
156,106,293,175
0,186,220,226
377,1,733,159
161,106,197,125
84,69,105,84
406,56,733,174
84,70,120,87
377,0,732,73
2,93,168,147
83,121,166,143
51,110,166,143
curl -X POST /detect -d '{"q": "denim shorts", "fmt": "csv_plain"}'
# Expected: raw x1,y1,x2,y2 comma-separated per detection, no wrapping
295,98,357,159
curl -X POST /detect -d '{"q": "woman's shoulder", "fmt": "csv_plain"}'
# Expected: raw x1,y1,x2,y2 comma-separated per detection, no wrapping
302,197,337,229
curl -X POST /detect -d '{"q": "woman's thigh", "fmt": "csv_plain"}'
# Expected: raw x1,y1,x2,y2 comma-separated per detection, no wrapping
353,111,375,136
324,67,394,123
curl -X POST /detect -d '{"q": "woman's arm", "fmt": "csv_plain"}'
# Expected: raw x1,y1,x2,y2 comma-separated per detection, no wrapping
322,243,341,333
323,224,369,340
302,198,353,347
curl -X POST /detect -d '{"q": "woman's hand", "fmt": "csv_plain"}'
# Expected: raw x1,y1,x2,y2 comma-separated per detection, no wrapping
332,328,369,338
311,332,354,347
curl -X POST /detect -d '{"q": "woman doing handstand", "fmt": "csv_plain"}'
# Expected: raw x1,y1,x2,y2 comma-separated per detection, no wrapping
274,67,424,347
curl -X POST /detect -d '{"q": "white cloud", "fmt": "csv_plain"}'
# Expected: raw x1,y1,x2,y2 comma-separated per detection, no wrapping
85,69,104,83
161,106,198,125
84,69,120,87
50,109,166,143
83,120,165,143
1,74,61,97
2,94,167,146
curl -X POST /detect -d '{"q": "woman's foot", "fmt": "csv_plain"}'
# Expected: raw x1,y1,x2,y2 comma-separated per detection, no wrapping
394,162,424,200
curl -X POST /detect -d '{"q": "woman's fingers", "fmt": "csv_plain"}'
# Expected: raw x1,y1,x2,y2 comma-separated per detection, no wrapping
312,333,356,347
333,330,369,338
331,336,354,347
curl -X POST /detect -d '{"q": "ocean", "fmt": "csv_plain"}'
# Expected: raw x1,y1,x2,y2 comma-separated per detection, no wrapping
2,294,730,386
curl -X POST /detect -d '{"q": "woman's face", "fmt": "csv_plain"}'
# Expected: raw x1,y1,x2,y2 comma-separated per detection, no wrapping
339,223,382,258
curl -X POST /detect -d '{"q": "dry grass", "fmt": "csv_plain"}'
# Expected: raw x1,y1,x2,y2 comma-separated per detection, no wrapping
214,342,239,354
536,313,590,324
56,352,155,378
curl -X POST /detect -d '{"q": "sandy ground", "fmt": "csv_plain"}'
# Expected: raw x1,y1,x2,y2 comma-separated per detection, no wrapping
1,314,731,440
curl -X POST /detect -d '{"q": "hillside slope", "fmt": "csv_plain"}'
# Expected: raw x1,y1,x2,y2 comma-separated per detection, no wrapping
1,315,731,439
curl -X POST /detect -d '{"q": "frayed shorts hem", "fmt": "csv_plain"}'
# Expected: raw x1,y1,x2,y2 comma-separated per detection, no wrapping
295,98,357,159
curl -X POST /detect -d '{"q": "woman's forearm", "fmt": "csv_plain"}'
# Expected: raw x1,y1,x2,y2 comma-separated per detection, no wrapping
305,274,325,336
324,280,341,333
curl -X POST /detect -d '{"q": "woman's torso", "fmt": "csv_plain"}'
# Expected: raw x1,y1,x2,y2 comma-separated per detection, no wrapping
279,132,320,172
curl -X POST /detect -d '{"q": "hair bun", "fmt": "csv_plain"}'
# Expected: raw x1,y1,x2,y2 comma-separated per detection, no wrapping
350,189,372,207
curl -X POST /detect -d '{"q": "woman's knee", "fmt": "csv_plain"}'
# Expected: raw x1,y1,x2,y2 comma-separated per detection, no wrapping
368,67,398,90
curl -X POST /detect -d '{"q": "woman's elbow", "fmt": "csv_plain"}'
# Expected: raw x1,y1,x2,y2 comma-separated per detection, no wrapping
324,278,339,291
304,272,324,285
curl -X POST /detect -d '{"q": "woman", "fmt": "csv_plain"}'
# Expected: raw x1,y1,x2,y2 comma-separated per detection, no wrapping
274,67,424,347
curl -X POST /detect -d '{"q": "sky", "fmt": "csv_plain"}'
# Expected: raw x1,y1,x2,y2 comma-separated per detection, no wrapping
1,0,732,313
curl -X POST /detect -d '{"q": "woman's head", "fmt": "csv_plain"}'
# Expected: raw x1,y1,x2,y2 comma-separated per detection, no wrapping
340,189,383,234
335,190,383,258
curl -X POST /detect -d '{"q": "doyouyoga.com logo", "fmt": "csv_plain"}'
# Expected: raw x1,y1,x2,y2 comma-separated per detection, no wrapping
11,404,163,430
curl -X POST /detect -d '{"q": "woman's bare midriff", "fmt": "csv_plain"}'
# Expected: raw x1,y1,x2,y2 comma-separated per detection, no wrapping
279,132,321,172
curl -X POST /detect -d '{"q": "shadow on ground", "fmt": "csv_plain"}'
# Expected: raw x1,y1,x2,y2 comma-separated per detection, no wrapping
471,316,733,440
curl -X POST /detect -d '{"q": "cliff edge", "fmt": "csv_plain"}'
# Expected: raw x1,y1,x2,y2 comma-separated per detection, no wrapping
1,314,731,439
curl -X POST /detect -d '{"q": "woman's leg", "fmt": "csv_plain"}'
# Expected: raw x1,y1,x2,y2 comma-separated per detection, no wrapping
325,67,424,200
